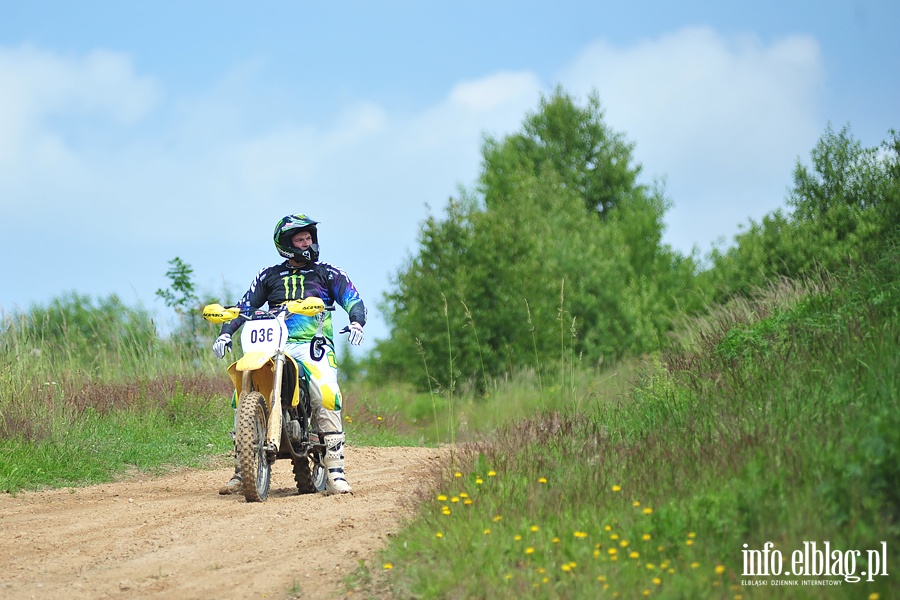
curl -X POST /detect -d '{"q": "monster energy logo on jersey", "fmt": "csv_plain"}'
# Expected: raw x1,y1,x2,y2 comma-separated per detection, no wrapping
283,274,305,299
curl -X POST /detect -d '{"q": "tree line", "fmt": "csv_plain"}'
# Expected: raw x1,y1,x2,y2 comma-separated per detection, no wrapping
366,87,899,391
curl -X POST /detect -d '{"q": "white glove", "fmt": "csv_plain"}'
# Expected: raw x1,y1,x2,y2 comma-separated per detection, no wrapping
347,322,364,346
213,333,232,359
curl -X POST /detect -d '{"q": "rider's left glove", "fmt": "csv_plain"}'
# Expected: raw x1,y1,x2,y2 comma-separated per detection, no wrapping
347,322,364,346
213,333,232,359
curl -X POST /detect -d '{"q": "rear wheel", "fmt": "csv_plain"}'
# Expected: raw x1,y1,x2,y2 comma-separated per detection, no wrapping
292,446,327,494
236,391,271,502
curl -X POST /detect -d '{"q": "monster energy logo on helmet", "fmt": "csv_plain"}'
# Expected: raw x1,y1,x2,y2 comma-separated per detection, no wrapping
274,214,320,263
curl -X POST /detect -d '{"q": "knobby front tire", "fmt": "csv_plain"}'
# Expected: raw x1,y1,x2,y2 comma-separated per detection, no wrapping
236,391,272,502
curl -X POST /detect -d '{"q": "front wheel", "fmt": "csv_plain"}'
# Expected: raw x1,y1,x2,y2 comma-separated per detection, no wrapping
236,391,271,502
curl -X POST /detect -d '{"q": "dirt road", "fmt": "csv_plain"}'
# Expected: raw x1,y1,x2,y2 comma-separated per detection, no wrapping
0,446,443,600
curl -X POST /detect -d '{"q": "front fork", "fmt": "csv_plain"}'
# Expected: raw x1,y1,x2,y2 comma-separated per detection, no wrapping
239,352,286,455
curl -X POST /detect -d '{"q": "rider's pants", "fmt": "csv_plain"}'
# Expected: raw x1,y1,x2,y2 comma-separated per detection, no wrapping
285,341,343,434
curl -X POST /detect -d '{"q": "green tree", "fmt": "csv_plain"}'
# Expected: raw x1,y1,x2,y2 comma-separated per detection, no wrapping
156,257,200,341
705,125,900,301
371,89,700,389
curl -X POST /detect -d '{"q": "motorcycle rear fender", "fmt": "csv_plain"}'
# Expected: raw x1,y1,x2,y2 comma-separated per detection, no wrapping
226,354,301,407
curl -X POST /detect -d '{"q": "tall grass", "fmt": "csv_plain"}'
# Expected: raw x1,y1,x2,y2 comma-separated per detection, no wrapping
349,245,899,599
0,294,233,492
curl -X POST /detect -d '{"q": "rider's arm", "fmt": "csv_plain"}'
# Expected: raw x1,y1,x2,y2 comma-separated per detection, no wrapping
325,264,367,326
219,267,273,336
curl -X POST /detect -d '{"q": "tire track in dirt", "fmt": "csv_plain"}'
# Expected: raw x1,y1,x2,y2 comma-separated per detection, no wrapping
0,446,443,599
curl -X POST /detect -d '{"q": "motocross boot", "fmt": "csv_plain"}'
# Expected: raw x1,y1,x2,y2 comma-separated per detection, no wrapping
219,459,242,495
323,432,352,495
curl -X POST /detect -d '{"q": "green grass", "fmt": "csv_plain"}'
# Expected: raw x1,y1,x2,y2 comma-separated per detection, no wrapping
2,248,897,599
348,246,899,599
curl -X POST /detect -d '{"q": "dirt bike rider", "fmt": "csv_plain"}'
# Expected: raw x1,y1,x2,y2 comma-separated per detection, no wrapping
212,213,366,495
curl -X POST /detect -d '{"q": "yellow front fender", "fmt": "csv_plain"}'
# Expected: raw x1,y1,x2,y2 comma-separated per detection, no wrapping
226,354,301,407
235,351,271,372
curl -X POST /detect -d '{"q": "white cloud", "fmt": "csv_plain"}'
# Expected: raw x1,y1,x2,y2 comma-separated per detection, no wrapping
0,44,161,218
0,29,827,338
558,26,825,251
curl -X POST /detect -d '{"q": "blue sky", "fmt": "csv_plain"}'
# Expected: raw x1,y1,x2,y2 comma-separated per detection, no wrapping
1,1,898,344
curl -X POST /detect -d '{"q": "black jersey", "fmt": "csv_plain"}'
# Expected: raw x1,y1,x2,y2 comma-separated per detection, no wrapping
220,261,366,344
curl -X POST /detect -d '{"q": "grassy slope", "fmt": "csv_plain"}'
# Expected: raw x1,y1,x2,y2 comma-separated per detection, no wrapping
353,248,898,599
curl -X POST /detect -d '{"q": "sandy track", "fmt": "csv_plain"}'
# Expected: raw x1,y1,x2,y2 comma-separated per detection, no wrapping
0,446,443,600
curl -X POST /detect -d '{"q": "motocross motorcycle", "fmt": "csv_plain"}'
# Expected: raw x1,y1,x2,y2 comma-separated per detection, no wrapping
202,297,332,502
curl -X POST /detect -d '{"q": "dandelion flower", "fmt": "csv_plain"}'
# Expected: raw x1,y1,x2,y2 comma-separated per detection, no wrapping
643,507,653,515
493,515,503,522
646,563,655,570
605,525,612,531
451,497,460,503
610,534,619,540
525,547,534,555
530,525,539,532
377,416,383,421
538,477,547,484
574,531,588,538
688,532,696,539
459,492,468,498
552,537,560,544
383,563,393,570
620,540,629,547
542,577,549,584
633,501,641,507
690,562,700,569
514,534,522,541
488,470,497,477
715,565,725,575
868,594,880,600
608,548,617,555
612,485,621,492
642,589,650,596
629,551,639,559
437,494,447,502
686,539,694,546
435,532,443,538
652,577,661,585
454,471,462,478
642,534,652,541
593,549,601,558
463,499,473,506
476,477,484,485
597,575,607,582
483,529,491,535
561,564,572,573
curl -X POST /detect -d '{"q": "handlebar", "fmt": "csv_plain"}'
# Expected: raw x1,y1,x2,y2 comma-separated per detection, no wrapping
201,298,334,324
